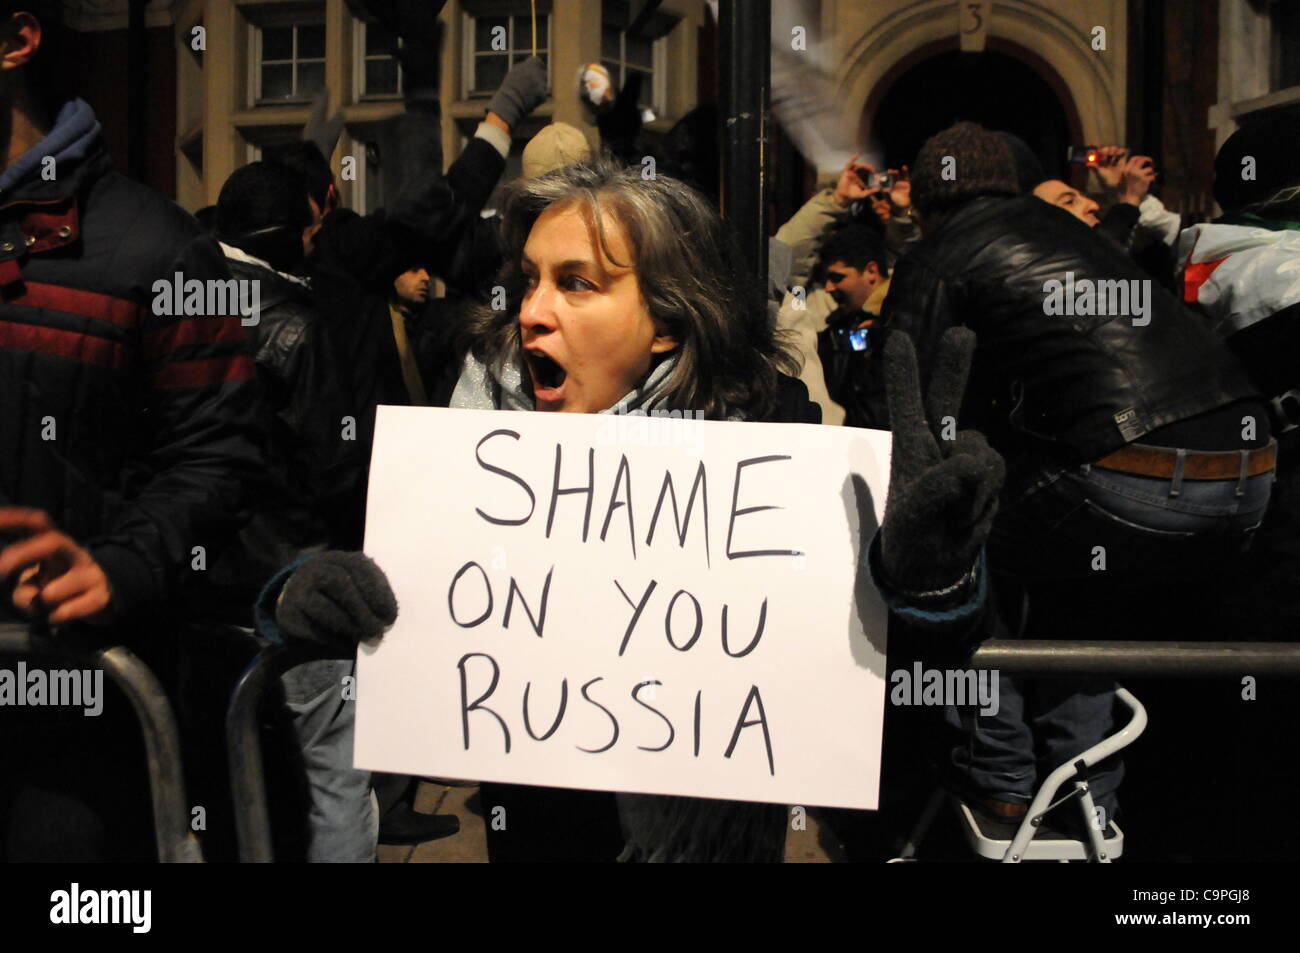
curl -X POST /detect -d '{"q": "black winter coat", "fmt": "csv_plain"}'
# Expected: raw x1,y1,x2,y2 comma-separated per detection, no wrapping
304,137,507,544
881,194,1258,464
0,137,263,618
766,372,822,425
195,254,362,619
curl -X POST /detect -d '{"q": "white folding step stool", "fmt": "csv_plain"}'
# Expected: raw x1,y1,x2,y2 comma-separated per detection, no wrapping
891,687,1147,863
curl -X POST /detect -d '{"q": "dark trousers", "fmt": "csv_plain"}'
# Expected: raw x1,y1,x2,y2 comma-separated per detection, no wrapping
479,782,624,863
946,454,1273,812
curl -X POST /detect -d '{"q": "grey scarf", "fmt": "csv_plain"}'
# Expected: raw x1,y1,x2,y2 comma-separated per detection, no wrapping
448,346,783,861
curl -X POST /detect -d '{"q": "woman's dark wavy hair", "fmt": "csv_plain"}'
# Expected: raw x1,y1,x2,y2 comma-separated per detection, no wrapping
464,156,798,421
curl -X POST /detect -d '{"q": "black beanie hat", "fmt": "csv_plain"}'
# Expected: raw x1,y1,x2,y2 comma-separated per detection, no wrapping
999,132,1046,192
911,121,1020,215
1213,112,1300,213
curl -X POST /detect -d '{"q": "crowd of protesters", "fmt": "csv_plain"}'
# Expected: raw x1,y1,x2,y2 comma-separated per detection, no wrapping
2,0,1297,864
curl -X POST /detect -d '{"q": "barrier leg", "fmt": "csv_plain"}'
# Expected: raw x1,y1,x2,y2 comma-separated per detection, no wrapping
226,645,284,862
0,625,202,863
95,644,204,863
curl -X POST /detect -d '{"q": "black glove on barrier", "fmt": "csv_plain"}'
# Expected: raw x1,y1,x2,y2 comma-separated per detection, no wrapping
879,327,1005,593
276,552,398,648
487,55,548,130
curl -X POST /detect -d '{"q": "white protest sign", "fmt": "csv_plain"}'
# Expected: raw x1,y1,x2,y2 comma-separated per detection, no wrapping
356,406,892,810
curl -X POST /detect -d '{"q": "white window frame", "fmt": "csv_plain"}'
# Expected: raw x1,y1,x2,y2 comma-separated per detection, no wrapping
1270,1,1300,93
239,124,308,168
461,11,552,98
354,18,404,102
600,26,667,114
342,131,388,216
248,15,327,107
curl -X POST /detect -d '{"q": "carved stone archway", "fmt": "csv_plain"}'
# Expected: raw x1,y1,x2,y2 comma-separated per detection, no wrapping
836,0,1124,165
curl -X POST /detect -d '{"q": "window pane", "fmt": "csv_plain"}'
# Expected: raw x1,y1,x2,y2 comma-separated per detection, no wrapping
475,16,507,51
297,23,325,59
601,27,620,60
366,23,399,56
601,60,621,87
513,52,547,70
512,15,536,50
365,58,399,95
297,61,325,97
627,34,653,68
1274,3,1300,90
475,54,508,92
262,26,292,61
261,63,292,99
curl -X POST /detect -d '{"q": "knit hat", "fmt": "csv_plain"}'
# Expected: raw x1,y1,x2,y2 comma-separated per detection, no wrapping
522,122,594,179
1213,113,1300,213
999,132,1046,192
911,121,1019,215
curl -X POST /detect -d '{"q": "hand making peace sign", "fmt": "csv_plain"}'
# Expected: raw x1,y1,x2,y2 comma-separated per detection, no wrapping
878,328,1006,594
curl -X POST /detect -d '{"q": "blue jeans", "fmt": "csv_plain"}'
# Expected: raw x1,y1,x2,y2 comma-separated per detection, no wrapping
947,452,1273,812
280,658,377,862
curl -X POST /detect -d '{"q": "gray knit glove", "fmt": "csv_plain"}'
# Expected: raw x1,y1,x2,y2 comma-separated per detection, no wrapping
303,89,345,163
879,328,1005,593
277,552,398,648
487,55,548,130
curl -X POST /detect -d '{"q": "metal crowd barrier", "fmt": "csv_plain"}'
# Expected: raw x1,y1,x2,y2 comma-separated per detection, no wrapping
226,641,350,863
220,637,1300,863
0,622,203,863
16,624,1293,864
970,639,1300,678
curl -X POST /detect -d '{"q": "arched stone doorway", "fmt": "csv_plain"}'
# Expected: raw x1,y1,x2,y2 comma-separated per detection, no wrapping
835,0,1125,185
866,44,1079,180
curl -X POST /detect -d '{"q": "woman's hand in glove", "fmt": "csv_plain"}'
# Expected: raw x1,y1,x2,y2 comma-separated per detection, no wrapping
879,327,1005,595
486,55,549,133
276,552,398,649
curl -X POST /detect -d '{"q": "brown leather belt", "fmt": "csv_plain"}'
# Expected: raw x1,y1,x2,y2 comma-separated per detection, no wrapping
1094,441,1277,481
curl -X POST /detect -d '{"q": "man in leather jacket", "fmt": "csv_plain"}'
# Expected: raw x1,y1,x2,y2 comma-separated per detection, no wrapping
883,122,1275,828
206,162,354,613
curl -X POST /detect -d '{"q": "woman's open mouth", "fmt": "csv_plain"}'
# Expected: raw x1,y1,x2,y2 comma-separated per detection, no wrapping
526,349,568,400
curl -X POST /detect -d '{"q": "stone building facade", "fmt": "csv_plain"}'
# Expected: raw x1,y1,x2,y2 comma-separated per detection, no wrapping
49,1,1300,220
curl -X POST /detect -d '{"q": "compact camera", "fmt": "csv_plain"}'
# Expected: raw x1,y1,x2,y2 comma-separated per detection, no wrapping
1067,145,1102,166
856,168,896,191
